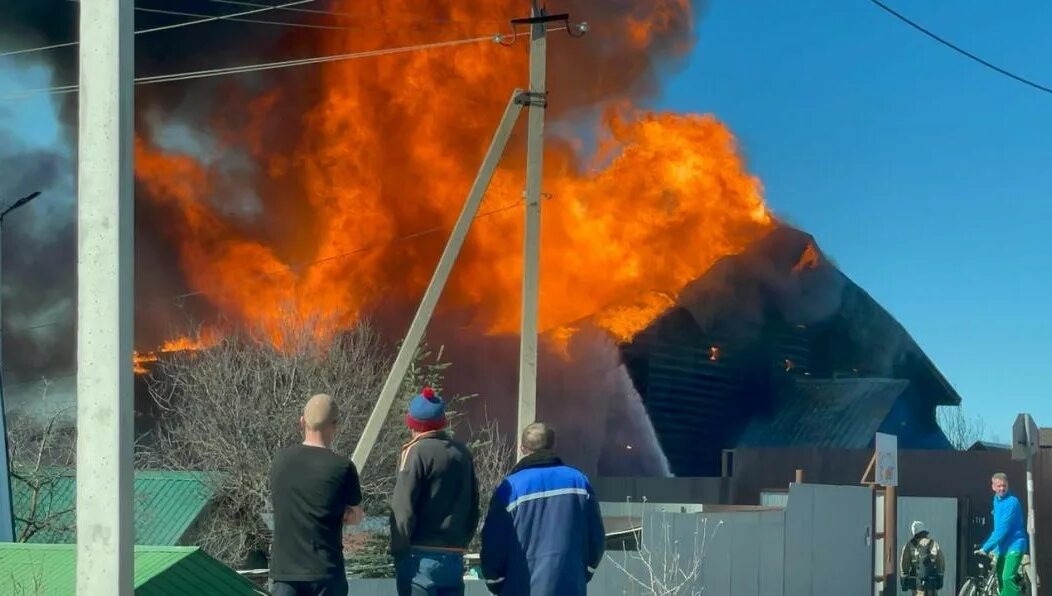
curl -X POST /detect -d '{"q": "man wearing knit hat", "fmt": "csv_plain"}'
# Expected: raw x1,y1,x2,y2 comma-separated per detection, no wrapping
270,394,364,596
390,387,480,596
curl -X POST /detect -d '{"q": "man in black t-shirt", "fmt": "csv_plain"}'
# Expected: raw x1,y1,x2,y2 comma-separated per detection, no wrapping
270,394,364,596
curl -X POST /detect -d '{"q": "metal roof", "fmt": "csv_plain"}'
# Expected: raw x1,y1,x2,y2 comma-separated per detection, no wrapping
12,469,216,545
968,440,1011,451
0,544,261,595
734,378,908,449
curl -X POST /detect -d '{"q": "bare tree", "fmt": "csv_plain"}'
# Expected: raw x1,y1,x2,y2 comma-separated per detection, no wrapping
606,498,723,596
464,418,516,552
139,314,505,569
467,419,517,506
6,380,77,543
937,406,987,451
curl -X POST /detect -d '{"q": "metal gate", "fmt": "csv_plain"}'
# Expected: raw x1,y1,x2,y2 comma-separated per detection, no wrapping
785,483,875,595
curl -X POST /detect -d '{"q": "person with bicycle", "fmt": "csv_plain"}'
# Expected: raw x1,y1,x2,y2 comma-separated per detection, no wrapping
977,472,1029,596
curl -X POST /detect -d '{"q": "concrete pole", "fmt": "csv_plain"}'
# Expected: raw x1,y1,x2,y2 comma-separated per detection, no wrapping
1025,420,1040,589
517,4,547,455
352,92,524,471
76,0,135,594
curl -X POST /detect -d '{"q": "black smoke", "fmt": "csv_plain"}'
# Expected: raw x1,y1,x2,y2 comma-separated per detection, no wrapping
0,1,307,415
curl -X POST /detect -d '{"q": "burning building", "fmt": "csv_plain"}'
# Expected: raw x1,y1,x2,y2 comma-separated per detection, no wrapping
2,1,958,479
617,226,958,476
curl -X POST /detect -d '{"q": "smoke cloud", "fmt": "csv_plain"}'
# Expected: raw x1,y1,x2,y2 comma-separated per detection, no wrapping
0,0,718,470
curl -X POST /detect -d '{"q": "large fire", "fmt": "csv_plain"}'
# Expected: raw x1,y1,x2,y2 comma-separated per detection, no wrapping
134,0,773,349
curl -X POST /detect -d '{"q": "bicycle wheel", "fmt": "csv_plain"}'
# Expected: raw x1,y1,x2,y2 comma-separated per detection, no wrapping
957,578,977,596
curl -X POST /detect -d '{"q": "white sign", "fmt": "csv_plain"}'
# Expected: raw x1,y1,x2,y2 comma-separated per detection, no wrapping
875,432,898,487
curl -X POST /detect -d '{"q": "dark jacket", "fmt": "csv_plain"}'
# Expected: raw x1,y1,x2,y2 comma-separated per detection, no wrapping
899,533,945,591
479,450,605,596
389,431,480,557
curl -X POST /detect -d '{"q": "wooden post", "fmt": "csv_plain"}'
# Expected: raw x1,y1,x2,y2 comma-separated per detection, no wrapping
884,484,897,594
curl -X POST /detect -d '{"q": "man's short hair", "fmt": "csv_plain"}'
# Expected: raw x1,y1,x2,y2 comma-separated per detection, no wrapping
522,422,555,452
303,394,338,430
992,472,1009,484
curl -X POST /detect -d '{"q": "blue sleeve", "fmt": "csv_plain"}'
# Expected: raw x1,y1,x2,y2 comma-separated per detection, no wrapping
981,499,1012,554
480,480,513,594
584,483,606,581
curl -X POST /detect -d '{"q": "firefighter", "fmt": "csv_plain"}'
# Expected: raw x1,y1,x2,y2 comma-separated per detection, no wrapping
900,520,945,595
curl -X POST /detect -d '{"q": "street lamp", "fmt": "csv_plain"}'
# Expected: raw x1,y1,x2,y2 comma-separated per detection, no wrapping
0,190,42,542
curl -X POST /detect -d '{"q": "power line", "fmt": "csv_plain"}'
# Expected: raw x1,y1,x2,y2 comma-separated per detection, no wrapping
0,0,314,58
3,373,76,388
12,321,67,333
869,0,1052,96
0,33,500,101
132,0,314,35
134,5,363,32
205,0,368,19
202,0,507,24
0,320,68,336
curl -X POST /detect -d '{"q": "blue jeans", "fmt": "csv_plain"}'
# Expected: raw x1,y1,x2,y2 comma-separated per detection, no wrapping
395,549,465,596
271,575,348,596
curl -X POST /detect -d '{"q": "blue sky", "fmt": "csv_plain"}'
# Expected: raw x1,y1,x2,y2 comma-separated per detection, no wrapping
652,0,1052,440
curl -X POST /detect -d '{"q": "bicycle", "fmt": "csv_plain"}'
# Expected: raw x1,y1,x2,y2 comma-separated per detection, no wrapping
958,551,1032,596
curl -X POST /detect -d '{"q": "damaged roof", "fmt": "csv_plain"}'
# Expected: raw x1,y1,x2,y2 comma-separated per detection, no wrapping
735,378,908,449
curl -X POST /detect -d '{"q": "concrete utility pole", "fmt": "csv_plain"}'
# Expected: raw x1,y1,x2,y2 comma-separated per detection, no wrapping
352,92,525,470
0,190,43,542
76,0,135,593
1013,413,1041,590
517,0,546,455
1024,420,1040,591
352,7,586,472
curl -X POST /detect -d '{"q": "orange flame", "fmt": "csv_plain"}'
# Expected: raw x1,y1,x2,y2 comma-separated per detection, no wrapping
792,241,820,273
159,332,219,353
133,351,157,375
134,1,774,348
133,331,220,374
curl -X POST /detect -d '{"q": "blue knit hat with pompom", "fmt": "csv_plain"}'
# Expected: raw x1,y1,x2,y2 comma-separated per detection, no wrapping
406,387,447,432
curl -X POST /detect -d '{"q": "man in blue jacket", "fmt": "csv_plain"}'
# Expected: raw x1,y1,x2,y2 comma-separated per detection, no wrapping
480,422,605,595
978,472,1029,596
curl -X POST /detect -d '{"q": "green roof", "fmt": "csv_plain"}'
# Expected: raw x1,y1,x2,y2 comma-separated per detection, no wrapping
12,469,217,545
0,544,262,595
